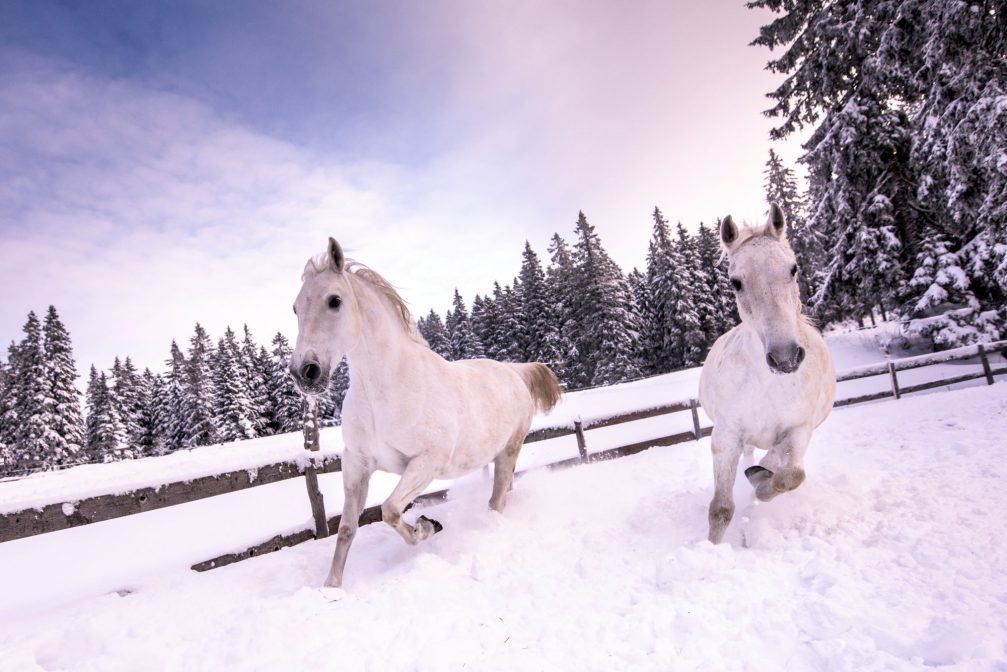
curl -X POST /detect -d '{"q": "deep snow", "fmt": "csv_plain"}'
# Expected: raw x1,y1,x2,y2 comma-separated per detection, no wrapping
1,326,1005,671
1,383,1005,671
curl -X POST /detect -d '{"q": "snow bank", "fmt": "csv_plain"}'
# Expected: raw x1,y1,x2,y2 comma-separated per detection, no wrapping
1,382,1004,670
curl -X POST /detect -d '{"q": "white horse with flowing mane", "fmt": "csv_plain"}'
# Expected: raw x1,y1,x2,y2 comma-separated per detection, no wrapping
699,204,835,544
290,238,562,587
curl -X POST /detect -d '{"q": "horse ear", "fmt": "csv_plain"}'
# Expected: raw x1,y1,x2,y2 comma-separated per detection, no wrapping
721,215,739,251
328,237,345,272
767,203,787,240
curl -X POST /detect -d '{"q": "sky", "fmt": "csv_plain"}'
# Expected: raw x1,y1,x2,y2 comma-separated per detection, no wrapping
0,0,807,376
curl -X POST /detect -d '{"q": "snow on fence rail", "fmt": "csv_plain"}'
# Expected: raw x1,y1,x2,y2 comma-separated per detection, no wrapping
1,341,1005,570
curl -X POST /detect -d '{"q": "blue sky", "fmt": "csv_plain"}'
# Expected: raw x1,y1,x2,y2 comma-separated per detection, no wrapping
0,0,805,375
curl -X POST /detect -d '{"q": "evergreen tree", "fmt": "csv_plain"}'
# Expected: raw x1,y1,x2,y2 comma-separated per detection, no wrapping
764,151,822,303
519,242,562,368
417,310,452,360
40,306,85,466
11,312,51,472
569,211,641,386
445,289,485,360
696,220,739,337
163,341,189,451
750,0,1006,344
545,233,580,386
141,368,170,456
183,324,219,447
675,223,713,365
241,326,272,437
111,356,145,455
88,371,128,462
0,358,12,475
493,282,526,363
213,328,257,443
268,333,303,434
329,358,351,422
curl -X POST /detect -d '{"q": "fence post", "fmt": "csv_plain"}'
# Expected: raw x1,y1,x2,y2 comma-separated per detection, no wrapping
574,420,588,461
302,397,329,539
888,361,901,400
689,398,702,441
978,344,995,385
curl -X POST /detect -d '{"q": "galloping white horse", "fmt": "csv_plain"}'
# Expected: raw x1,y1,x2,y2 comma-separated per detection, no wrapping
290,238,562,587
699,205,835,544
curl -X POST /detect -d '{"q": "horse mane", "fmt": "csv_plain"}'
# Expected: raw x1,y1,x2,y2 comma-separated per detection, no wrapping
301,254,426,345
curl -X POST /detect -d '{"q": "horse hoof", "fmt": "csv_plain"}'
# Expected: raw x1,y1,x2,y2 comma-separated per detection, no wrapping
418,515,443,534
744,465,772,483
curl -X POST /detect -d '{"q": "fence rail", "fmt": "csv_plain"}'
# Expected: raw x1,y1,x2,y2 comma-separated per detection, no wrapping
2,340,1005,570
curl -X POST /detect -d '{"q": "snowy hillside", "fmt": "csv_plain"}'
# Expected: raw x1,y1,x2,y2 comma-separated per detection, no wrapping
0,324,1005,671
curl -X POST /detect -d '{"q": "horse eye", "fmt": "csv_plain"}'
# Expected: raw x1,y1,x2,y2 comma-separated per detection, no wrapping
327,295,342,310
790,265,798,277
730,278,743,292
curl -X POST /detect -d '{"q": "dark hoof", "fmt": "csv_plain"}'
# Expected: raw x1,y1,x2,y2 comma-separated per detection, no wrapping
744,465,772,483
418,515,443,534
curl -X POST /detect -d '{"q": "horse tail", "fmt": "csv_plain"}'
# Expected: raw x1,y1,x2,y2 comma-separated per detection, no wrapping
518,363,562,414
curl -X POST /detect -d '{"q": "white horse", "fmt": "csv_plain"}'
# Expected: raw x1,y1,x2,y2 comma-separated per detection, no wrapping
699,204,836,544
290,238,562,587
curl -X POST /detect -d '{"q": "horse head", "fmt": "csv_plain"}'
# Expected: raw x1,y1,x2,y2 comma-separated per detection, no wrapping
721,204,806,374
290,237,361,395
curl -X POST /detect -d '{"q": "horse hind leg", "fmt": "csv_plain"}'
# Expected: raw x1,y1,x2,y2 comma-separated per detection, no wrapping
381,455,443,545
489,433,523,513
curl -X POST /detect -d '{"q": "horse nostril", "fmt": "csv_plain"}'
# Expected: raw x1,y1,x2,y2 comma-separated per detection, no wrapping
796,347,806,365
301,362,321,383
766,352,779,371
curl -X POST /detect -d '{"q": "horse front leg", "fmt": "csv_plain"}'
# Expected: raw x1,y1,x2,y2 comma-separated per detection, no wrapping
382,454,441,545
325,453,373,588
708,427,744,544
746,425,810,502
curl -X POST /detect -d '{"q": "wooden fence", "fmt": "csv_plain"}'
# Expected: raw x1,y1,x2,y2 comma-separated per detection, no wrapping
1,339,1004,572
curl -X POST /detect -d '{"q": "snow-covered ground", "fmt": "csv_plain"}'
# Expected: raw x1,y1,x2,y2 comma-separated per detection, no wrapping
1,325,1005,671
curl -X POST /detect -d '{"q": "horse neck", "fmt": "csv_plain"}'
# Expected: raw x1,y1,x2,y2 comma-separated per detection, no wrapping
343,276,422,393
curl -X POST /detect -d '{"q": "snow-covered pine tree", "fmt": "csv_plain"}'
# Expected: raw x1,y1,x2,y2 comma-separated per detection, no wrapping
183,324,219,447
643,209,700,372
519,241,562,369
569,211,641,387
696,220,739,337
469,295,496,358
111,356,145,456
88,371,128,462
545,233,580,386
240,326,272,437
417,310,452,360
750,0,1006,344
328,358,351,423
141,368,170,456
803,94,912,323
626,267,652,373
10,312,51,472
163,341,189,451
213,328,256,443
763,150,822,303
494,281,527,363
40,306,85,466
675,223,713,365
268,333,303,434
0,357,13,475
446,289,485,360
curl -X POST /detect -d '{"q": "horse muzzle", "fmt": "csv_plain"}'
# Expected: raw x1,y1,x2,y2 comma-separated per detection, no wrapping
289,356,331,395
765,343,806,375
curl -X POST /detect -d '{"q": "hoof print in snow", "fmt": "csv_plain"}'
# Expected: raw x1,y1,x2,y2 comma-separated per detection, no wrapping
418,515,443,534
744,465,772,483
